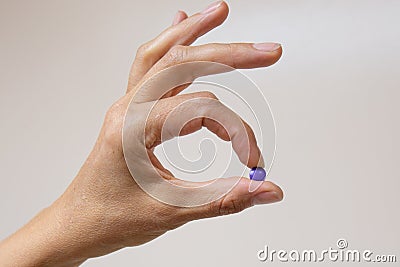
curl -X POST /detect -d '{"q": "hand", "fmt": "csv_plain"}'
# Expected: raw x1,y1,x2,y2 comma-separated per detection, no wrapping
0,1,284,266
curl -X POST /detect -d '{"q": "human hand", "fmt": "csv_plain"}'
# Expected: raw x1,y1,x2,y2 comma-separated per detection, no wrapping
0,2,283,266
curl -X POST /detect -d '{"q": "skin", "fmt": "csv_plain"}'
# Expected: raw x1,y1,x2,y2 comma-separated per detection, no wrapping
0,1,284,266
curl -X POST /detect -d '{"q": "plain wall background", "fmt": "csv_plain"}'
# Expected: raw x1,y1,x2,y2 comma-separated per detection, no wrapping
1,0,399,266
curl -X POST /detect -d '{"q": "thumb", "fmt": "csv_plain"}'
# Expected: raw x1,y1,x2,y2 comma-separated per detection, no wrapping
180,177,283,221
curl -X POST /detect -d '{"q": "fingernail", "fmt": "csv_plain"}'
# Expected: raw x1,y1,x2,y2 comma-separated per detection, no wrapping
172,11,183,25
252,191,280,205
252,42,281,52
201,1,223,14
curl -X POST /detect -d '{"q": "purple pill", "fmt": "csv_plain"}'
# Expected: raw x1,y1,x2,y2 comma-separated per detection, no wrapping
249,167,266,181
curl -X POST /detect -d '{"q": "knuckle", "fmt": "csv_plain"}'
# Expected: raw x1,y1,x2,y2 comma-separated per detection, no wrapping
196,91,218,100
227,43,237,69
102,102,124,148
105,101,122,123
195,93,223,117
214,195,250,216
136,42,153,60
153,206,184,231
164,45,187,64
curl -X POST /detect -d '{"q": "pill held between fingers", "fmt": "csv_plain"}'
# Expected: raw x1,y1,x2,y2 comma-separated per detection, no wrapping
249,167,266,181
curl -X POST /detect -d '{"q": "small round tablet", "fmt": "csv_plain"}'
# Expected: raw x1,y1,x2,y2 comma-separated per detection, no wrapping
249,167,266,181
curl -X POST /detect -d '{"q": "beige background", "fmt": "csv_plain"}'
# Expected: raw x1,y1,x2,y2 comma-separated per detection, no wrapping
1,0,399,266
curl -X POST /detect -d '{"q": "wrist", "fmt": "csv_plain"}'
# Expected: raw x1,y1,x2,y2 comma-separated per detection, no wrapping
0,202,89,267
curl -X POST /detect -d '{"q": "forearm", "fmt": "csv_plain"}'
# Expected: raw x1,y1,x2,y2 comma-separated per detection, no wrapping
0,204,87,267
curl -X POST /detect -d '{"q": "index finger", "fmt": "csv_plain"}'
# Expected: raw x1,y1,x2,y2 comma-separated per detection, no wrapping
146,92,264,169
